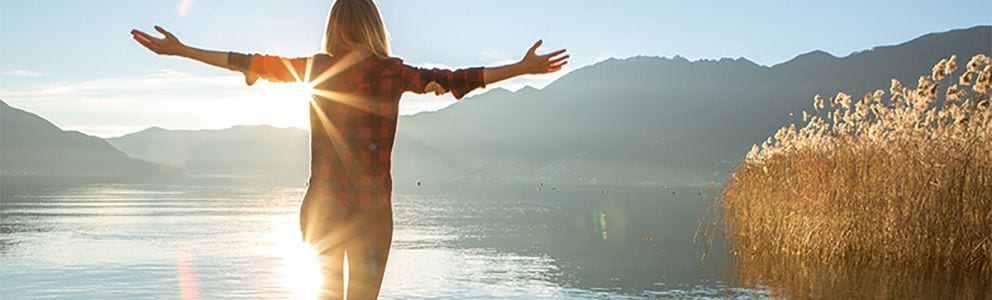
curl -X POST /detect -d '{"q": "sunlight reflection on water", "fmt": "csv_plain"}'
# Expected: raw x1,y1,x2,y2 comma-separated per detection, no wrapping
0,183,752,299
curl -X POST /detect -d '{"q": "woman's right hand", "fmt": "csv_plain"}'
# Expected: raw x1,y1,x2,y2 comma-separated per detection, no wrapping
131,25,187,56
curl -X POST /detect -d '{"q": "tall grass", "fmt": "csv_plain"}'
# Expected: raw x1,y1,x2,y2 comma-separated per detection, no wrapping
722,54,992,298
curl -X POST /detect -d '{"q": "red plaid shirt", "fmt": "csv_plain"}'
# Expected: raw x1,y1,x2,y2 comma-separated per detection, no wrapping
229,52,486,208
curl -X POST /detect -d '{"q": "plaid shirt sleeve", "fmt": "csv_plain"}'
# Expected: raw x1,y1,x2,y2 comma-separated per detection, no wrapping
228,52,310,86
396,63,486,100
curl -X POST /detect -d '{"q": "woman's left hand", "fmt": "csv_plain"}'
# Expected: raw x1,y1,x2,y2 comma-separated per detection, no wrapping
517,40,569,75
131,25,187,56
424,81,448,95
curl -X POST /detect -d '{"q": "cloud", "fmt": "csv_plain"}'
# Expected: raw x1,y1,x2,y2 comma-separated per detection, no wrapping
480,50,518,66
400,93,458,115
1,70,47,77
32,69,239,96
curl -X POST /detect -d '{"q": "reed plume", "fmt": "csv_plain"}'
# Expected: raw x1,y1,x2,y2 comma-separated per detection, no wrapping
722,54,992,298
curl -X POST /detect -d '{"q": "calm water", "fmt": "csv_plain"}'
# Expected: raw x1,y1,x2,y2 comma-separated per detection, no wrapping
1,182,761,299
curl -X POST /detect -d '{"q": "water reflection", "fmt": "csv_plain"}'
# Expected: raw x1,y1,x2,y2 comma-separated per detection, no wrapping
392,184,735,296
268,215,323,300
733,251,992,299
1,183,747,299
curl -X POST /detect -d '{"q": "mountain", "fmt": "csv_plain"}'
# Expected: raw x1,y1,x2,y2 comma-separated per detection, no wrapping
106,125,310,184
0,100,182,184
108,26,992,186
392,26,991,186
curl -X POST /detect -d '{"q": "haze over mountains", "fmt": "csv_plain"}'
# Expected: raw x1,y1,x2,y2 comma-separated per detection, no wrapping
391,26,991,186
6,26,990,186
0,100,181,184
107,125,310,184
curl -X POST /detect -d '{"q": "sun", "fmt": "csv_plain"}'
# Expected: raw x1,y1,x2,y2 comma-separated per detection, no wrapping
233,51,380,132
245,82,314,130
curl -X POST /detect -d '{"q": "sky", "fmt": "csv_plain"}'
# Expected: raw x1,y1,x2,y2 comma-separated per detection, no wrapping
1,0,989,137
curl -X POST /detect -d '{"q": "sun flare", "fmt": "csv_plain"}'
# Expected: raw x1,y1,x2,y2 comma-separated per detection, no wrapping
243,82,314,130
272,220,323,300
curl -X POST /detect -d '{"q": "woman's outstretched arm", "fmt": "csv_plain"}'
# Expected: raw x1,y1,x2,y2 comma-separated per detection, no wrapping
131,26,231,70
398,40,568,99
131,26,308,85
484,40,569,85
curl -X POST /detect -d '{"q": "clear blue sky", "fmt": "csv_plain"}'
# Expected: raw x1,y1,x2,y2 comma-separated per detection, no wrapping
1,0,989,137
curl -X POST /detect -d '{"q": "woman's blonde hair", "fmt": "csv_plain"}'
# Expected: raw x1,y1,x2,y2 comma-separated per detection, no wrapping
323,0,391,58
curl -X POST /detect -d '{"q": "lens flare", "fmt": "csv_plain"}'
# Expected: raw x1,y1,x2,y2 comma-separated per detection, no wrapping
272,218,323,299
178,0,194,16
177,251,201,300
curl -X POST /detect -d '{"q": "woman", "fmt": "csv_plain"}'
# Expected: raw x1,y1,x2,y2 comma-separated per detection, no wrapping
131,0,568,299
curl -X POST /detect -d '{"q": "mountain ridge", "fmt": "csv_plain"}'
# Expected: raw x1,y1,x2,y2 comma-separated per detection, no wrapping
0,100,182,184
394,25,991,185
106,124,310,184
422,25,990,113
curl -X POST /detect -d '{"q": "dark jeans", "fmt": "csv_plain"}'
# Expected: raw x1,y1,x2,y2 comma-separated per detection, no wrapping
300,186,393,300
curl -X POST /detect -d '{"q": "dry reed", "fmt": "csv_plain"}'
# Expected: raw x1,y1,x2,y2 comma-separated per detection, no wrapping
722,54,992,298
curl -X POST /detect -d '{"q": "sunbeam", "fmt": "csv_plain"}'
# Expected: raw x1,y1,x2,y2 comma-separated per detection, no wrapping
279,57,305,83
308,100,366,183
307,52,368,90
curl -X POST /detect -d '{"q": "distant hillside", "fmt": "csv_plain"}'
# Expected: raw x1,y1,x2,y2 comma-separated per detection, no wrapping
393,25,991,186
107,125,310,184
0,100,181,184
107,26,992,186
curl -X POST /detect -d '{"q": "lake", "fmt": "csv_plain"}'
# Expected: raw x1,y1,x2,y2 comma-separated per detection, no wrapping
0,182,761,299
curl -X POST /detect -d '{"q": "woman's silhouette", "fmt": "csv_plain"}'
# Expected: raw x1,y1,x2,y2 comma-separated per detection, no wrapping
132,0,567,298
